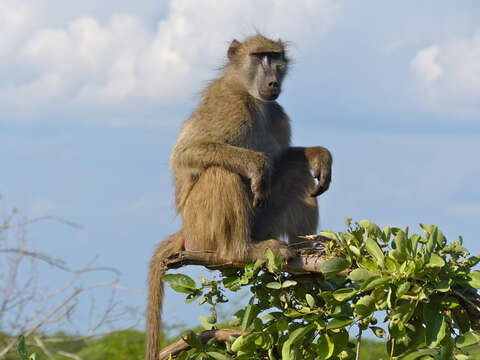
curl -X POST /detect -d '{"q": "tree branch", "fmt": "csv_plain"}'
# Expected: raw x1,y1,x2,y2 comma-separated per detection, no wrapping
159,329,245,360
164,249,330,274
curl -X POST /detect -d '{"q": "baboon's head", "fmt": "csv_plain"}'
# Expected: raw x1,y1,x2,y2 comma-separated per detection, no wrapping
226,34,289,102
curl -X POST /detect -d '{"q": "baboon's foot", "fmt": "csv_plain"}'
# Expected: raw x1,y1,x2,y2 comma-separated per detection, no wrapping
249,239,296,261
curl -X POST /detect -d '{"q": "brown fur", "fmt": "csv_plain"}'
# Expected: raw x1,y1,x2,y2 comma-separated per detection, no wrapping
146,34,332,360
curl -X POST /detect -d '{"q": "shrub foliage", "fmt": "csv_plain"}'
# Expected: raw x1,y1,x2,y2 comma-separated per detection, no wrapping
164,219,480,360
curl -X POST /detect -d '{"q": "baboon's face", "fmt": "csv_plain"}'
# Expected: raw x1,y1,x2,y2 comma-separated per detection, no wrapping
250,52,286,101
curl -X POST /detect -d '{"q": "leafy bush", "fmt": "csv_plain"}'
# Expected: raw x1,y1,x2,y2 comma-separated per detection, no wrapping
75,330,147,360
17,336,36,360
164,220,480,359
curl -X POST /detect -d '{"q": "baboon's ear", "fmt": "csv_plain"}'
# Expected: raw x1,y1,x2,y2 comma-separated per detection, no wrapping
227,39,241,60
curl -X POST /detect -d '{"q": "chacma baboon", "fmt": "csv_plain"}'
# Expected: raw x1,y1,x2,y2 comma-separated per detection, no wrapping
147,34,332,359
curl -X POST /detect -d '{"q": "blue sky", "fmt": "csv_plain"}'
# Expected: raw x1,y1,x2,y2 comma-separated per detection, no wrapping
1,0,480,332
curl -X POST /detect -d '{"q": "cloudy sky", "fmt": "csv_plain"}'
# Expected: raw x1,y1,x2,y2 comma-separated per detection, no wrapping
1,0,480,331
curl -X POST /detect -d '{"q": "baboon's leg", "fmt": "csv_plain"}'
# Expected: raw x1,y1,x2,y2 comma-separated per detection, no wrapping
181,166,253,261
252,157,319,244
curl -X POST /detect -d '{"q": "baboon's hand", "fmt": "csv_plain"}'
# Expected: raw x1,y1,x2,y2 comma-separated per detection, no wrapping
305,146,332,197
248,154,272,208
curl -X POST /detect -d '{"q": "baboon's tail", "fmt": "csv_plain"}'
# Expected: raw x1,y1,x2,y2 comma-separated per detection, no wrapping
146,232,184,360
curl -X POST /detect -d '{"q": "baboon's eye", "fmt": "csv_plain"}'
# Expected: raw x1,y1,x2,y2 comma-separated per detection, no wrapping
269,52,282,60
249,53,264,63
251,52,282,60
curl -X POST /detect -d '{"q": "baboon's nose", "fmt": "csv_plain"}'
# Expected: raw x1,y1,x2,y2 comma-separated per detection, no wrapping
268,81,279,88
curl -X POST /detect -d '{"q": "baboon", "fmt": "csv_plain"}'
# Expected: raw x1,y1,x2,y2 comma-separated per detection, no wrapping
147,34,332,359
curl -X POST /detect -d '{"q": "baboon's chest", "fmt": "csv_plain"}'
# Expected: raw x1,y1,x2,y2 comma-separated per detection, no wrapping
246,107,283,159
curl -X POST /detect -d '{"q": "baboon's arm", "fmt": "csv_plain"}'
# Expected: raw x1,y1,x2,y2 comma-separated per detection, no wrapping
172,142,272,207
281,146,332,196
173,142,270,178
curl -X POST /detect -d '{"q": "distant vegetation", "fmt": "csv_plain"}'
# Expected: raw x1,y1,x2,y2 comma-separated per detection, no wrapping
9,330,480,359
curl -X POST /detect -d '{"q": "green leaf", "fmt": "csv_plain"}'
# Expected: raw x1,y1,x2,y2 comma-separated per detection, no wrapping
281,325,315,360
254,258,266,270
320,230,339,242
200,315,215,330
439,333,454,360
401,348,438,360
206,352,231,360
183,330,203,350
17,336,28,360
357,256,378,272
360,219,382,237
452,307,471,333
348,268,374,282
332,288,357,302
223,276,241,289
326,317,354,330
384,255,400,272
321,256,351,277
163,273,197,294
354,295,375,319
266,282,282,289
370,326,386,338
331,330,349,357
360,276,392,292
426,253,445,268
230,335,247,352
456,331,480,348
396,282,411,298
467,271,480,289
185,289,203,303
383,226,392,241
424,302,447,348
365,237,385,266
426,226,438,255
316,332,334,359
241,301,259,331
409,233,421,256
432,279,451,293
284,309,304,318
282,280,297,288
466,255,480,268
348,245,361,257
306,294,316,308
289,346,302,360
264,248,280,273
420,223,434,234
390,230,408,263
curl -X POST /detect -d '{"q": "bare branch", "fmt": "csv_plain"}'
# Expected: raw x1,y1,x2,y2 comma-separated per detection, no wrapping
0,215,83,230
56,351,82,360
0,249,120,275
0,204,140,359
34,336,54,360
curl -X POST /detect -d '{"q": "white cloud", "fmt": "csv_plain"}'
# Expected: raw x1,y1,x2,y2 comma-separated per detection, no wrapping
410,28,480,116
410,45,442,85
0,1,33,56
0,0,342,122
